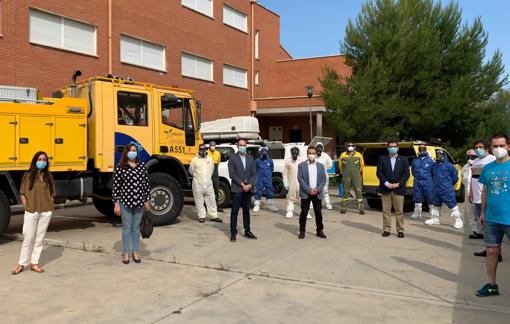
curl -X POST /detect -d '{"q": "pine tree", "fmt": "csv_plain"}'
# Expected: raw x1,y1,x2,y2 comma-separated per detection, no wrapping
321,0,507,148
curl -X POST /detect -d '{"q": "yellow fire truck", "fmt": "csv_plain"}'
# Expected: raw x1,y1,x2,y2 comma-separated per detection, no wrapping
0,71,202,234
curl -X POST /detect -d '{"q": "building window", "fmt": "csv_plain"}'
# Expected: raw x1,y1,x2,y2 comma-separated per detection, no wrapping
0,1,3,36
181,53,213,81
255,71,260,85
223,64,247,89
255,31,259,59
120,34,166,72
223,5,247,32
182,0,213,17
117,91,148,127
29,9,96,56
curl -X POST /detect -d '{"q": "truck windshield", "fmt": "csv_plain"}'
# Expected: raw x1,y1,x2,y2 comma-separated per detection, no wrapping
161,96,187,129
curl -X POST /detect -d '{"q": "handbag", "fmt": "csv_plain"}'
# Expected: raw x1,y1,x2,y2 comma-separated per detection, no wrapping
140,211,153,239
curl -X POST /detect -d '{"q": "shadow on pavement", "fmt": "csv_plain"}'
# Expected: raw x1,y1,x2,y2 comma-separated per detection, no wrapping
409,223,464,236
112,240,152,256
274,222,299,236
39,246,65,266
391,256,459,282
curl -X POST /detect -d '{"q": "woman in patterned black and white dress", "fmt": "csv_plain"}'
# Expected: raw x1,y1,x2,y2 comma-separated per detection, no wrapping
112,143,150,264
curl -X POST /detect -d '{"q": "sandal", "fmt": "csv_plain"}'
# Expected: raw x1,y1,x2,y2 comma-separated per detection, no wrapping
11,265,24,275
30,264,45,273
122,254,130,265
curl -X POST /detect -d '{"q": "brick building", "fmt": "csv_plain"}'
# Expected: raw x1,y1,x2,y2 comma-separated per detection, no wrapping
0,0,350,153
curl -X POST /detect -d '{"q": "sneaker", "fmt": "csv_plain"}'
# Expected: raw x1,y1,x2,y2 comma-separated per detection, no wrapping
476,283,500,297
469,232,484,239
253,205,260,213
411,213,421,220
453,218,463,229
285,211,293,219
199,218,205,223
340,207,347,214
425,218,440,225
326,204,333,210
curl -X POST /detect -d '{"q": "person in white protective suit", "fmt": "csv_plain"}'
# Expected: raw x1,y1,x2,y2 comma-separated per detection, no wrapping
462,149,478,236
316,142,333,210
283,147,312,219
189,144,223,223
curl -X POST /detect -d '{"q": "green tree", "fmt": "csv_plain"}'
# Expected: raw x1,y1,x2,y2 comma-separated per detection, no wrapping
321,0,507,149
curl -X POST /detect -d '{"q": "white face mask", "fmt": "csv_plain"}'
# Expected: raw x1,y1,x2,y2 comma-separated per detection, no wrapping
308,154,316,161
347,146,354,152
493,147,508,159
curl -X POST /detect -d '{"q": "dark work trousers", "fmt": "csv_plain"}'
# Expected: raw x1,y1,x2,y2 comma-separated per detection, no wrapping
212,164,220,204
230,192,252,236
299,195,324,233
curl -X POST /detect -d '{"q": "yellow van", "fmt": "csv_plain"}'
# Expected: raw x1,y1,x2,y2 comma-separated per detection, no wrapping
355,141,464,209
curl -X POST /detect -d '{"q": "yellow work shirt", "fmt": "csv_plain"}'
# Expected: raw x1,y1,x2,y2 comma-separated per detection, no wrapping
207,150,221,166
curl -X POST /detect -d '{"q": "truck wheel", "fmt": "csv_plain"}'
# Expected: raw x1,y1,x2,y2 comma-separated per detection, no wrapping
0,191,11,235
149,173,183,226
366,198,382,210
92,197,114,218
217,181,231,208
272,176,286,198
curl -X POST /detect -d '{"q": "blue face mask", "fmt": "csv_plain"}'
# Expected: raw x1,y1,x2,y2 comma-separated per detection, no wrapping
388,147,398,155
238,146,247,154
127,151,138,160
475,148,486,158
36,161,47,169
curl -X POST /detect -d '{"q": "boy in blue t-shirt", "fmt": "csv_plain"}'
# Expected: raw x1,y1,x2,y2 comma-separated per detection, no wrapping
476,133,510,297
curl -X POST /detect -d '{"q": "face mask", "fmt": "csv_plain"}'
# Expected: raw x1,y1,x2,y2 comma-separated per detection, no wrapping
388,147,398,155
127,151,137,160
261,152,268,159
308,154,316,161
209,146,215,151
238,146,247,154
493,147,508,159
475,148,486,158
347,146,354,152
199,149,207,157
316,149,323,156
419,151,428,157
36,161,47,169
291,152,299,160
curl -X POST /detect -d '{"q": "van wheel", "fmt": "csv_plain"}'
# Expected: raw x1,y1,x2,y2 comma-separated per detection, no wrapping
149,173,183,226
0,191,11,235
92,197,114,217
217,181,231,208
366,198,382,210
272,176,286,198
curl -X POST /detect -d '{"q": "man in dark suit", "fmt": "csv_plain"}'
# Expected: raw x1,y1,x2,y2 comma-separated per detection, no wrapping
228,139,257,242
377,141,410,238
297,146,327,239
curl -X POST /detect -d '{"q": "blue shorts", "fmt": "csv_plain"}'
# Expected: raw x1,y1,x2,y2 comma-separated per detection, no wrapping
484,221,510,247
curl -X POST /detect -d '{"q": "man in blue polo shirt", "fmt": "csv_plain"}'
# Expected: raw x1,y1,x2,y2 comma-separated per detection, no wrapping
476,133,510,297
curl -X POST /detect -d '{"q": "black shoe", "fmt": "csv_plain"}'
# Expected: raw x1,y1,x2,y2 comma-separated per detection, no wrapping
382,231,391,237
230,235,236,242
132,253,141,264
245,231,258,239
199,218,205,223
359,209,365,215
398,232,405,238
217,208,224,213
474,250,487,257
340,207,347,214
210,218,223,223
122,255,129,265
298,231,305,239
469,232,484,239
316,231,327,239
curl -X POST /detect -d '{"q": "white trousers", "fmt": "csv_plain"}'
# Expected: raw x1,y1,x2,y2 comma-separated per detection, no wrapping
192,180,218,219
323,176,331,205
18,211,52,266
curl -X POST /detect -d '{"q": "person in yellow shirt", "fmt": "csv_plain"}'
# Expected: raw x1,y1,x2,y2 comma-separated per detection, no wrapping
207,141,223,212
340,142,365,214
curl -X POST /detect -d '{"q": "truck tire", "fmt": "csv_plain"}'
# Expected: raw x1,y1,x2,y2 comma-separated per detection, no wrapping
0,191,11,235
217,181,231,208
149,172,183,226
92,197,114,218
272,175,286,198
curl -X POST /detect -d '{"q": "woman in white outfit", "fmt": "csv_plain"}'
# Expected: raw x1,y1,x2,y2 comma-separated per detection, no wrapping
11,151,55,274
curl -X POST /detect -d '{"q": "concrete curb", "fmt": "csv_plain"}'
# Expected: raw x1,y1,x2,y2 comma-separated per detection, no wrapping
2,233,106,253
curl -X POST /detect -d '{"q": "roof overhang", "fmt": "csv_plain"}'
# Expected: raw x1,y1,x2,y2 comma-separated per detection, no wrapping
255,106,326,117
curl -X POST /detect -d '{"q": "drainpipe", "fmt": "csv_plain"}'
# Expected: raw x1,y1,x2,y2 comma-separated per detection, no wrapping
250,0,257,116
108,0,113,74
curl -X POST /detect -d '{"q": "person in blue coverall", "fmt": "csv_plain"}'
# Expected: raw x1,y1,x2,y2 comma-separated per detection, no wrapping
411,144,435,219
425,149,464,229
253,147,279,212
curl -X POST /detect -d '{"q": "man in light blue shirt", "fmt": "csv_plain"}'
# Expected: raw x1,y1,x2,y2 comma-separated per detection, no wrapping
476,133,510,297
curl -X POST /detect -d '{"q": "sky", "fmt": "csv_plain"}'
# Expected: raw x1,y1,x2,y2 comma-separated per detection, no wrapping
258,0,510,78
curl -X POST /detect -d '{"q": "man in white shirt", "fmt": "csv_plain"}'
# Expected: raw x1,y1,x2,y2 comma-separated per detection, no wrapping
189,144,222,224
469,140,496,239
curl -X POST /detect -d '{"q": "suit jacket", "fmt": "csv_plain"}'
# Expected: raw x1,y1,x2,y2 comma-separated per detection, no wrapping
297,161,327,200
228,152,256,194
376,155,410,196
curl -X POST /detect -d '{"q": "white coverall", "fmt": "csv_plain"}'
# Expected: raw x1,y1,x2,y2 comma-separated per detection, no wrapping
189,155,219,220
317,149,333,209
461,162,476,232
283,156,305,217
